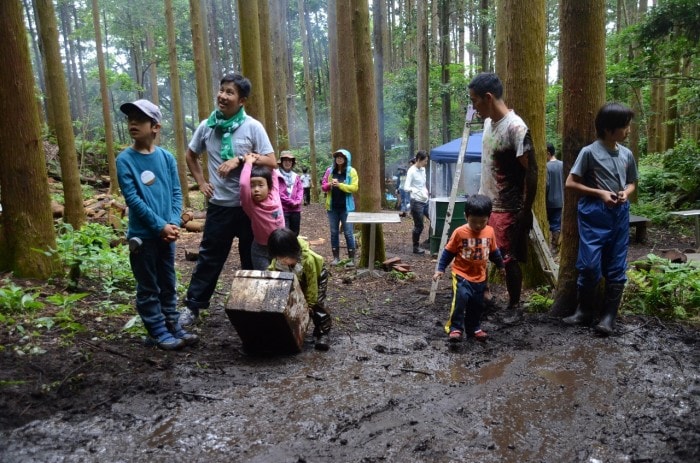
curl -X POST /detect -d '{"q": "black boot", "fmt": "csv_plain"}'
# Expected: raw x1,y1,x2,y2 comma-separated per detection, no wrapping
595,282,625,336
345,249,356,268
563,289,594,326
312,309,332,351
331,248,340,266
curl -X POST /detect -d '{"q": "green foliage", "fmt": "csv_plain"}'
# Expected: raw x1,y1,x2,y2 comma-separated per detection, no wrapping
636,138,700,221
0,281,45,315
626,254,700,321
525,287,554,313
47,222,133,292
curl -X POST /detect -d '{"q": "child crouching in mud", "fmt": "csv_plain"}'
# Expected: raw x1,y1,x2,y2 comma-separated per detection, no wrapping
433,194,506,343
268,228,332,350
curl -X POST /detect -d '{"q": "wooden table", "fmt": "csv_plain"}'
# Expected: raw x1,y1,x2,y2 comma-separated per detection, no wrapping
346,212,401,272
670,209,700,252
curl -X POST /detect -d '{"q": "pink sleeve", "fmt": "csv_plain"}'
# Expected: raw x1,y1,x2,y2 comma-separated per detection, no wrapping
321,168,332,192
240,162,252,213
292,177,304,205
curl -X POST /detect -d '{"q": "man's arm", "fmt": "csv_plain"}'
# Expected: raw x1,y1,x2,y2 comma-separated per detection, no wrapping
186,148,214,198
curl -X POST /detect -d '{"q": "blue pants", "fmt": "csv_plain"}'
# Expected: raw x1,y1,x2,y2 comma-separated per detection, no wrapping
186,204,253,311
129,239,179,330
445,274,486,334
399,190,411,212
576,197,629,291
547,207,562,233
327,209,355,251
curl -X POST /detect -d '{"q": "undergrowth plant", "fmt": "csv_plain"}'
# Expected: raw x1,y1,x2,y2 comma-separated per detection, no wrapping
625,254,700,321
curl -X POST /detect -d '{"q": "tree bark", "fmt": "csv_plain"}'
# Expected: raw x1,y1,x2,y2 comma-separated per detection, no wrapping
190,0,212,121
257,0,278,150
270,0,290,151
237,1,265,122
165,0,190,208
91,0,118,196
373,0,386,204
498,0,547,289
36,0,85,230
550,0,606,317
416,0,430,152
0,0,59,277
440,0,451,143
297,0,318,202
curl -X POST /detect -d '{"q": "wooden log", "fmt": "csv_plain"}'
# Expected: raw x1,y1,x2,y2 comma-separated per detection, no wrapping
184,220,205,232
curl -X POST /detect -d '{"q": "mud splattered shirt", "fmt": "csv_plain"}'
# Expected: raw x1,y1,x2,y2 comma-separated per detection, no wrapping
479,110,533,212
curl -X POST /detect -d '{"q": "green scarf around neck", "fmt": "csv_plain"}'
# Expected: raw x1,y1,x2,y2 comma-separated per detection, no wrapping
207,107,247,160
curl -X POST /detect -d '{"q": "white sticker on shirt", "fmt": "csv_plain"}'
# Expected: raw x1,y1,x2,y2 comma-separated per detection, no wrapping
141,170,156,186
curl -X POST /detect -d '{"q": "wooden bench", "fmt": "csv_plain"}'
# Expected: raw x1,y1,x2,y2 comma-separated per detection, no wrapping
629,215,651,243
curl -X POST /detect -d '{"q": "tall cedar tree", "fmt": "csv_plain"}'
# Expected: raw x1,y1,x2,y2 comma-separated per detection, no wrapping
496,0,547,288
416,1,430,152
36,0,85,230
238,1,265,122
297,0,319,202
549,0,606,317
165,0,190,207
257,0,278,150
271,0,290,151
91,0,118,196
0,0,59,277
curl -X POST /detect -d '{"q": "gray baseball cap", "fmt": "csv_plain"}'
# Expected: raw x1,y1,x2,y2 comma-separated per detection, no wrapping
120,99,162,124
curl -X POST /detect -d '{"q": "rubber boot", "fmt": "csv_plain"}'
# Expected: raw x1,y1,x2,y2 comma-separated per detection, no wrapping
146,322,185,351
312,309,332,351
595,282,625,336
550,231,560,255
345,249,356,268
166,320,199,346
331,248,340,266
562,289,594,326
412,231,425,254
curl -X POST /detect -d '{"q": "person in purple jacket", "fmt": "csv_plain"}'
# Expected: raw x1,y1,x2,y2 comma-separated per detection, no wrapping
278,151,304,236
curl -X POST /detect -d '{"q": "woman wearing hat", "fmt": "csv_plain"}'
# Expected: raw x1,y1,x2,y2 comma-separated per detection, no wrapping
278,150,304,235
321,149,359,266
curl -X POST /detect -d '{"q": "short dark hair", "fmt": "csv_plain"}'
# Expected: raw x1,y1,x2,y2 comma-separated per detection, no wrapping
463,194,493,218
220,73,251,99
547,143,555,156
250,165,273,190
415,150,429,162
268,228,301,259
468,72,503,99
595,102,634,139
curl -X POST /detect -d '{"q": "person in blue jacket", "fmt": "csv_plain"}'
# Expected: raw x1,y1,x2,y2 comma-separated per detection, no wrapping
321,149,359,267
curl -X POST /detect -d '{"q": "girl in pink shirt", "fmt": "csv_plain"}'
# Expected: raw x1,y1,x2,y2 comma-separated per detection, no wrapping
240,153,285,270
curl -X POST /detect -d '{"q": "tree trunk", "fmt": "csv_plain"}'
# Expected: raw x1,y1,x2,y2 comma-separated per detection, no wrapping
663,59,680,151
190,0,212,121
237,1,265,122
0,0,59,278
440,0,451,143
494,0,506,81
271,0,290,151
373,0,386,205
480,0,490,72
498,0,547,289
91,0,118,196
36,0,85,230
165,0,190,208
648,79,660,154
297,0,318,202
352,0,385,266
331,0,360,157
257,0,277,150
416,0,429,152
550,0,606,317
22,0,47,124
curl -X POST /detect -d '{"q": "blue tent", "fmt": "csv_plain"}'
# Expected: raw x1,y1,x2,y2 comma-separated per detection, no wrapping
429,132,483,198
429,132,483,163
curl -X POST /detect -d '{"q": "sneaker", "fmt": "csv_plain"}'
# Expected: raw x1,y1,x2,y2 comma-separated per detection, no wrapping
179,307,200,327
166,320,199,346
314,333,330,351
145,329,185,351
413,247,426,255
472,329,488,342
448,329,463,343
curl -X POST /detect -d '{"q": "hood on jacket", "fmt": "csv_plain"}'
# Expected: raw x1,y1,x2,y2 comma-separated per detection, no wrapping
333,149,352,169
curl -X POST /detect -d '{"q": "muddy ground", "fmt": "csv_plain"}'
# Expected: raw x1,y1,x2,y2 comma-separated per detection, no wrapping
1,202,698,463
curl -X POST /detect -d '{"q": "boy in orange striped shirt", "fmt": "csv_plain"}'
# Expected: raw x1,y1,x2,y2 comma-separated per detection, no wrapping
433,194,506,343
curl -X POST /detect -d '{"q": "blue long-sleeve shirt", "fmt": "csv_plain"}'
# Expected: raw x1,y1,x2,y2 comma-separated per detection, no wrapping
116,146,182,240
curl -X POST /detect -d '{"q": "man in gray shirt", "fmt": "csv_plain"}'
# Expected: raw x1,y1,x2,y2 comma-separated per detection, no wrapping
182,73,276,326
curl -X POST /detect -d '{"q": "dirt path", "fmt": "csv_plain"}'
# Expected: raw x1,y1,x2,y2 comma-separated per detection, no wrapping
1,203,698,462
